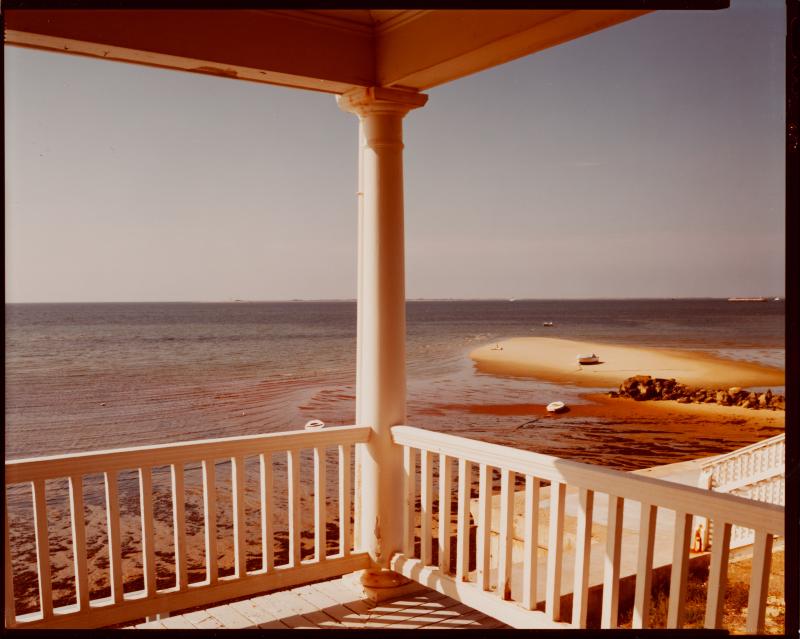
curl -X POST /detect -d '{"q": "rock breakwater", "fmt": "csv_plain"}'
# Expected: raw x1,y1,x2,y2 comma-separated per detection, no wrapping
608,375,785,410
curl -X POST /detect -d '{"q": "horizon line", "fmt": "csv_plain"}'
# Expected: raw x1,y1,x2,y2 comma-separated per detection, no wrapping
5,295,786,304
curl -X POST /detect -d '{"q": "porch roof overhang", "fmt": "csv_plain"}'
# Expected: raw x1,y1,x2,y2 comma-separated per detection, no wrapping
4,9,653,94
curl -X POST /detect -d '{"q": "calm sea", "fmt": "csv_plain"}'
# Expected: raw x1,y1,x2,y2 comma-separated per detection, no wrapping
5,299,785,469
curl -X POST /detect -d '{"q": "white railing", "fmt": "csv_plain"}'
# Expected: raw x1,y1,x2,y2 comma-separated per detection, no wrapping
703,433,785,495
4,426,371,629
698,434,785,548
391,426,784,633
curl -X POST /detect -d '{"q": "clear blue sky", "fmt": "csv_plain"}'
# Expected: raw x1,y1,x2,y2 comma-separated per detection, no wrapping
4,1,785,302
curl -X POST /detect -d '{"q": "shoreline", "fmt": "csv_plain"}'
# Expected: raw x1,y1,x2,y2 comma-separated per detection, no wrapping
470,337,785,389
421,392,785,430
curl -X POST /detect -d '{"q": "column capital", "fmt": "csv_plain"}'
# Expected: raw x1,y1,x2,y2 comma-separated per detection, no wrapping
337,86,428,117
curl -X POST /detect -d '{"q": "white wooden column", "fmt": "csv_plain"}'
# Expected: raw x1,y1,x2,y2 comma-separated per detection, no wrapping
338,87,427,572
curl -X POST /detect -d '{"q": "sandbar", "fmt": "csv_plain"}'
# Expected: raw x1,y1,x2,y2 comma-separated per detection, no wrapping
470,337,784,389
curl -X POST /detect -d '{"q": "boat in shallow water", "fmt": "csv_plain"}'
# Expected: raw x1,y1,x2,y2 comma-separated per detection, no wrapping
546,401,566,413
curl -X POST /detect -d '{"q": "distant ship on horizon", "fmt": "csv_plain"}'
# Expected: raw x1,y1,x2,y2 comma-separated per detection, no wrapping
727,297,768,302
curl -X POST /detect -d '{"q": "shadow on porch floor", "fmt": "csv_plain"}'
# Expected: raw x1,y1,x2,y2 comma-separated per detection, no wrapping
125,576,509,630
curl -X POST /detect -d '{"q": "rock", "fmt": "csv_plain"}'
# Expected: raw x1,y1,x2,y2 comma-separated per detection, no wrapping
611,377,783,411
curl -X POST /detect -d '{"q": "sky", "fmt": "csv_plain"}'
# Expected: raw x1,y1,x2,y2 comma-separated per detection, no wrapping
4,1,786,302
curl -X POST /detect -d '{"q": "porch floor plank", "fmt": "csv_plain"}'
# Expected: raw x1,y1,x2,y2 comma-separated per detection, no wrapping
124,576,508,630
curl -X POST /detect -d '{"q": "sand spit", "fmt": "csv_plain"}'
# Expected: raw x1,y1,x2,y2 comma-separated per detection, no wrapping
470,337,785,389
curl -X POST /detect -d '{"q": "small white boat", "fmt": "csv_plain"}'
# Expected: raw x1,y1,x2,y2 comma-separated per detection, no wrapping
577,353,600,364
546,401,566,413
304,419,325,430
542,321,554,327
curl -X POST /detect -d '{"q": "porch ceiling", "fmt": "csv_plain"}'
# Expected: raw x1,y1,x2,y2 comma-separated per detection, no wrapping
4,9,650,94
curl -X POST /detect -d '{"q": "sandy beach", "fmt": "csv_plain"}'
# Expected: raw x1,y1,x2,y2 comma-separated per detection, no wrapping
470,337,785,389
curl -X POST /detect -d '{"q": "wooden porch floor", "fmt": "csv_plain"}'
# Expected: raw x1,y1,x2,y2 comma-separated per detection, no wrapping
125,577,509,630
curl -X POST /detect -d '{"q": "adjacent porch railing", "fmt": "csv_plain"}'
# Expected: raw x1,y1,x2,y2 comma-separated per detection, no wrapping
391,426,784,633
698,433,785,549
4,426,370,629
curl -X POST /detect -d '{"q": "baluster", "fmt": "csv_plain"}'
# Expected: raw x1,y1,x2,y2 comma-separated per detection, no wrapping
202,459,218,583
438,454,453,574
632,504,657,628
139,467,157,596
353,444,362,550
456,458,472,581
402,446,415,556
572,488,594,628
68,475,90,610
104,471,124,603
339,444,352,557
522,475,540,610
259,453,274,572
287,449,301,567
171,463,188,590
705,521,731,628
476,463,492,590
497,468,515,600
31,479,53,619
313,447,326,562
5,497,16,627
420,450,433,565
667,511,692,628
601,496,624,628
545,481,566,621
232,456,247,576
746,532,773,634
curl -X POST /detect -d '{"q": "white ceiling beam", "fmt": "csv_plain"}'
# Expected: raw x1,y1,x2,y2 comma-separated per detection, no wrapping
376,10,651,91
4,10,375,94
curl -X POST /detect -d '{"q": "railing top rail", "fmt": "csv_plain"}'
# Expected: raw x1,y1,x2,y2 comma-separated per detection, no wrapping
698,432,785,469
392,426,784,535
6,425,371,484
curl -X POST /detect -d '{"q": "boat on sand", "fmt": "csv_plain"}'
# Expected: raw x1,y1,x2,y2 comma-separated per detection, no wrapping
546,401,566,413
577,353,600,364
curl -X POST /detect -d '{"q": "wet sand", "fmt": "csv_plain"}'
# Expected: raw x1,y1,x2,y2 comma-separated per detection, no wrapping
470,337,785,388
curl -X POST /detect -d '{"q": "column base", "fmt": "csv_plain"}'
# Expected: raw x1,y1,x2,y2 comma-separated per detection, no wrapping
342,569,425,603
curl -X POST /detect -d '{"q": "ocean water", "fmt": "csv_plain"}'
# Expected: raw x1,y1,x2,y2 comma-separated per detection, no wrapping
5,299,785,467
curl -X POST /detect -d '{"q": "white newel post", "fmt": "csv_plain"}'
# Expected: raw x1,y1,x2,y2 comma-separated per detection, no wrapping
338,87,427,586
